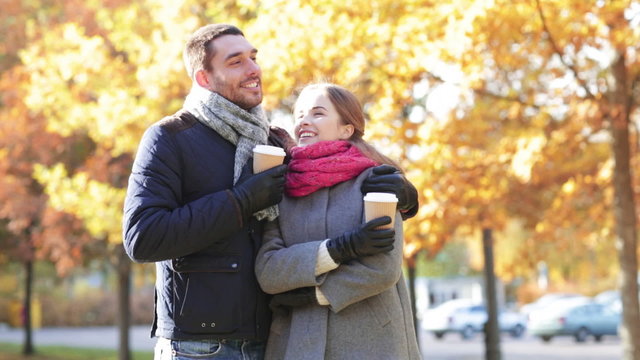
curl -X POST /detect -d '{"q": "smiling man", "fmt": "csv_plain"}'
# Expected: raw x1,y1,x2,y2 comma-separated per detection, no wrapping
123,24,286,360
123,24,419,360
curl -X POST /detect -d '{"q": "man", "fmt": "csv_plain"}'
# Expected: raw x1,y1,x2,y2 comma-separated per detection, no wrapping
123,24,419,359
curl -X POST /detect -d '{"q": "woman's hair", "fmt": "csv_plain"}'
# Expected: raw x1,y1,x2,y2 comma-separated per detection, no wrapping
298,83,402,171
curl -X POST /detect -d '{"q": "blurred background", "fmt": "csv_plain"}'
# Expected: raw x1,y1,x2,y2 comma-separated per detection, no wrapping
1,0,639,359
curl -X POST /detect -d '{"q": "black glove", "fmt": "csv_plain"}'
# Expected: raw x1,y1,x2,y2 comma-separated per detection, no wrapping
231,164,287,220
361,164,419,219
269,287,318,312
326,216,395,264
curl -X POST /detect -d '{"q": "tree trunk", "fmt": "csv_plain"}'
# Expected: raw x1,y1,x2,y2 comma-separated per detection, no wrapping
22,260,34,355
116,245,132,360
406,254,419,350
610,53,640,360
482,228,501,360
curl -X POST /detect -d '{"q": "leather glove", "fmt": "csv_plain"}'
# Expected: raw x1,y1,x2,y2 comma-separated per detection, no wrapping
361,164,419,219
231,164,287,220
326,216,395,264
269,287,318,312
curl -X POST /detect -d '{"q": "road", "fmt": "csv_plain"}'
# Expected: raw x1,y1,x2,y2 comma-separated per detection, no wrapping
0,325,624,359
418,329,623,360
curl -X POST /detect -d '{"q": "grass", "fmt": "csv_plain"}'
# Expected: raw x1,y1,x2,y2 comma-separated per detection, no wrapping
0,343,152,360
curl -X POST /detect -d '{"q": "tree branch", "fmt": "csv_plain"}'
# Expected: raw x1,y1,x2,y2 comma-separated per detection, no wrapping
425,70,540,108
535,0,595,99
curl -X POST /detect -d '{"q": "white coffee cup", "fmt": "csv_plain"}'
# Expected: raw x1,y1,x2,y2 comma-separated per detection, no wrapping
253,145,286,173
363,192,398,229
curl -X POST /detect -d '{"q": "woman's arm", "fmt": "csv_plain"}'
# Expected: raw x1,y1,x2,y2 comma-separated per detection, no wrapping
317,211,404,312
255,219,329,294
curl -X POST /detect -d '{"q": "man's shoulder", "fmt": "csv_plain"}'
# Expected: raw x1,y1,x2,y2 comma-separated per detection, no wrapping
156,110,199,134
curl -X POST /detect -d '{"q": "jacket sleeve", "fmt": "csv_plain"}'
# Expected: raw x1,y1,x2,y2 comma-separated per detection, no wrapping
318,211,404,313
255,220,328,294
123,124,243,262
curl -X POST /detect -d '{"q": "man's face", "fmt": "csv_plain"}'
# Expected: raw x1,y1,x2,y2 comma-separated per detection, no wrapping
204,34,262,110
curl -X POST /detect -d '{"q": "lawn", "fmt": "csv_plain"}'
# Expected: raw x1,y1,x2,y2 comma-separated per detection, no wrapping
0,343,152,360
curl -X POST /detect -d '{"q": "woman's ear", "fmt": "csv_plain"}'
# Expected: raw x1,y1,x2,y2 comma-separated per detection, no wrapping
339,124,355,140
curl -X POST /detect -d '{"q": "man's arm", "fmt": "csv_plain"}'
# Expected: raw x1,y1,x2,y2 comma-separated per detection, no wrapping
361,165,419,219
123,124,285,262
122,124,245,262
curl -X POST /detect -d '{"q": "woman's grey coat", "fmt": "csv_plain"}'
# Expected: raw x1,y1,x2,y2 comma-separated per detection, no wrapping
255,169,420,360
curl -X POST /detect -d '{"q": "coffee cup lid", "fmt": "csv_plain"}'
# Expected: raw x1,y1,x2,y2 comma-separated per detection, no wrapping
253,145,286,156
364,192,398,202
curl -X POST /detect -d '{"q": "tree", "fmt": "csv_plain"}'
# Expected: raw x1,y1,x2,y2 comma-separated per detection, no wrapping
434,1,640,358
0,64,93,354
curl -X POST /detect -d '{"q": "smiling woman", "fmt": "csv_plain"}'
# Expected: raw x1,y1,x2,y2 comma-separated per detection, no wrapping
254,83,421,360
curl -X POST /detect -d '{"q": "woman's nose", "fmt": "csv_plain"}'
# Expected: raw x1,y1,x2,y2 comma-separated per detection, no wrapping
296,115,311,127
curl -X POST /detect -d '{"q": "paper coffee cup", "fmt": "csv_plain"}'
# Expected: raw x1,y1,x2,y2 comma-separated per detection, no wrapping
253,145,286,173
364,192,398,229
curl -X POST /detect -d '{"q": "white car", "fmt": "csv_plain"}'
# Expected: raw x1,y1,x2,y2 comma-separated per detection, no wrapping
421,299,527,340
528,297,620,342
520,293,586,322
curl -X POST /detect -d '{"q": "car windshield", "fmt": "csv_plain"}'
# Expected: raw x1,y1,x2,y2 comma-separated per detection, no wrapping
543,298,590,316
433,299,476,311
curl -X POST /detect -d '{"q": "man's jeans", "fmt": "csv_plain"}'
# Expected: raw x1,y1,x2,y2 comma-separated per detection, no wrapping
154,337,265,360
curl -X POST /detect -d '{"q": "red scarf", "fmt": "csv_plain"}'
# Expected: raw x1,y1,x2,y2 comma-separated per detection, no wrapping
285,140,377,197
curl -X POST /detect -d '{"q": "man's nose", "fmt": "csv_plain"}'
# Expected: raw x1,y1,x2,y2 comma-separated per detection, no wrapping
246,59,261,76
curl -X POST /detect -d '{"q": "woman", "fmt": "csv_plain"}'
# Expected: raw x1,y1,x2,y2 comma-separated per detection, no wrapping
255,83,420,360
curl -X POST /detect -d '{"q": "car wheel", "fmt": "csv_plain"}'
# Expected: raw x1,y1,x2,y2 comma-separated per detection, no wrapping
575,327,590,343
461,325,475,340
540,335,553,342
434,332,445,340
509,324,525,338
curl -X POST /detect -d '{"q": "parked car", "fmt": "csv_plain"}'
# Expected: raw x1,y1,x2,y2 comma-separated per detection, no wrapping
520,293,586,322
421,299,527,340
528,297,620,343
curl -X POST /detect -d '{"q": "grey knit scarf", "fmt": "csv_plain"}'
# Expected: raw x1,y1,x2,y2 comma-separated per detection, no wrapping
183,86,279,221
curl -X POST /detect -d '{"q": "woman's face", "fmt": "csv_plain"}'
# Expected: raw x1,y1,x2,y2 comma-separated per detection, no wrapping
293,89,354,146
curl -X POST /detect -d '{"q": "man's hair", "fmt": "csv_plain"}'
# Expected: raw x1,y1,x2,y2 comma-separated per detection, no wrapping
183,24,244,79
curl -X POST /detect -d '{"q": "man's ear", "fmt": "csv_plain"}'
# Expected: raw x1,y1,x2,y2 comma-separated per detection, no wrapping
195,70,211,89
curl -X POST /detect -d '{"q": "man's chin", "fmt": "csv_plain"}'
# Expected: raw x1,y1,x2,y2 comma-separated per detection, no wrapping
241,95,263,110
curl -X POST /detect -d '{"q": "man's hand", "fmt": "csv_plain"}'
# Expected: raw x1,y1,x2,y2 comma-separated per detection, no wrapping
361,165,419,219
231,164,287,220
325,216,395,264
269,287,318,313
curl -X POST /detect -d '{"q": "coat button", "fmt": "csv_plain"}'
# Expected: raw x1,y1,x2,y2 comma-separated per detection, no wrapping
211,322,216,327
201,323,206,327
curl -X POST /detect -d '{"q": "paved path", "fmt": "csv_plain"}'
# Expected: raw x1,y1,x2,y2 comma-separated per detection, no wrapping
0,325,155,351
0,325,623,359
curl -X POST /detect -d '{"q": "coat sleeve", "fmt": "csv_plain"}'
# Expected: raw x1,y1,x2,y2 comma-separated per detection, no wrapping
122,124,243,262
255,219,328,294
319,211,404,313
